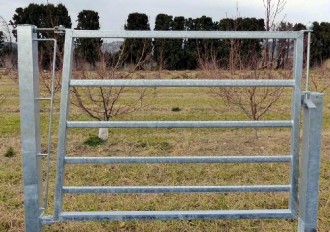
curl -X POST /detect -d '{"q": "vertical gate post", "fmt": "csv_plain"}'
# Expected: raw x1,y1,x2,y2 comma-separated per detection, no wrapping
18,25,43,232
289,32,304,216
298,92,324,232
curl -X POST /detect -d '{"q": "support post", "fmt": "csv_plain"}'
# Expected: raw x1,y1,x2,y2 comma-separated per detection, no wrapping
298,92,324,232
54,29,74,220
289,32,304,216
18,25,43,232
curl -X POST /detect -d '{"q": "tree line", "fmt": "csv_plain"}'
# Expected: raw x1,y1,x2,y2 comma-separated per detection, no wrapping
4,2,329,141
5,3,330,70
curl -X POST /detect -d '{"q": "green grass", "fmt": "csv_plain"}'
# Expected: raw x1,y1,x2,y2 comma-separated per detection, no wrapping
0,71,329,231
0,114,21,136
83,135,106,147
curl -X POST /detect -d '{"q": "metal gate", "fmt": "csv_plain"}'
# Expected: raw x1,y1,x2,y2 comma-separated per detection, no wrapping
18,25,323,231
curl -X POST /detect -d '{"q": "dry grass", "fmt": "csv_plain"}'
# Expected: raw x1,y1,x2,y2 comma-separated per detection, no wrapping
0,70,329,231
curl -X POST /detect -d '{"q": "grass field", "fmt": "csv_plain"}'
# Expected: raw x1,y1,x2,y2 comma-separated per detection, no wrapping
0,70,329,231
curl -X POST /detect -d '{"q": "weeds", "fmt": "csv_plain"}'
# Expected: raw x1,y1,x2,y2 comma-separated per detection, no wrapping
83,135,105,147
171,107,182,112
136,138,172,151
4,146,15,157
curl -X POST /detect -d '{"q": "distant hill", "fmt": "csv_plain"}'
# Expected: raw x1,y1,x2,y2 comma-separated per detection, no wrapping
101,41,123,53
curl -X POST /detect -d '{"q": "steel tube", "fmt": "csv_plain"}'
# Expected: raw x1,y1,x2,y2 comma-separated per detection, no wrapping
18,25,44,232
62,185,290,194
33,38,58,212
64,156,291,164
54,29,74,220
305,32,312,93
70,79,295,87
67,120,293,128
289,33,304,217
51,209,294,222
298,93,324,231
71,30,302,39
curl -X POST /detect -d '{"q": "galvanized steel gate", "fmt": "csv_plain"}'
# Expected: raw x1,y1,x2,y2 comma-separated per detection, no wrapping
18,25,323,231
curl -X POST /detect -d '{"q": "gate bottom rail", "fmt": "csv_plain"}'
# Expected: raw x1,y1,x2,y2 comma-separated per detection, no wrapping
41,209,294,224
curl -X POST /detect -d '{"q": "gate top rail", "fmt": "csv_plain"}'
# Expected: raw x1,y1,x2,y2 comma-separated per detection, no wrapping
70,30,305,39
70,79,295,87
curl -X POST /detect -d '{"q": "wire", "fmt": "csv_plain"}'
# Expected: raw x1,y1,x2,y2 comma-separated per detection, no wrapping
305,31,312,96
34,38,58,212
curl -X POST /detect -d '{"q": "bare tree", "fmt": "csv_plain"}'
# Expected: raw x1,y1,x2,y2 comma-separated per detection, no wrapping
0,16,14,69
274,22,294,69
38,47,63,94
263,0,286,32
308,69,330,93
201,50,288,139
0,16,12,48
262,0,287,67
39,71,62,94
196,42,220,71
211,72,287,139
71,42,153,140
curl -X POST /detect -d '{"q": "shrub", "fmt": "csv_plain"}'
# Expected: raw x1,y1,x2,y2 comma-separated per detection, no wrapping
83,135,105,147
4,147,15,158
171,107,181,112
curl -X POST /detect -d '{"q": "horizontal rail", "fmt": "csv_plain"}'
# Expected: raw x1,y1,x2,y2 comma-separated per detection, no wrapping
62,185,290,194
67,120,293,128
41,209,293,223
64,156,291,164
70,79,295,87
35,97,52,100
71,30,303,39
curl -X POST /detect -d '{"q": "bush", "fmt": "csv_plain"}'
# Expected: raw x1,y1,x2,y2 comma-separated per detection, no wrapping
171,107,181,112
4,147,15,158
83,135,105,147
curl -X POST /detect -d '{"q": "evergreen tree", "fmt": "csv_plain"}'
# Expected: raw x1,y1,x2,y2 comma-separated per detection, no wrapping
185,15,218,69
167,16,190,70
154,13,173,69
0,31,3,52
275,22,294,69
219,17,265,69
10,3,71,38
121,13,152,70
293,23,306,31
188,16,219,70
10,3,72,69
238,18,265,67
309,22,330,66
75,10,102,68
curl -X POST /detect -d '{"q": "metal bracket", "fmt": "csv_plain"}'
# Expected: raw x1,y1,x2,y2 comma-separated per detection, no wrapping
302,92,316,109
31,25,66,34
40,216,58,225
304,98,316,109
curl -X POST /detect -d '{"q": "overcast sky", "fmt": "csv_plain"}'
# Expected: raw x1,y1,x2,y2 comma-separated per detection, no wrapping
1,0,330,31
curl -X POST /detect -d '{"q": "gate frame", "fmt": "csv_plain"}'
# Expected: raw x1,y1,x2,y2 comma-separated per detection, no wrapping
17,25,323,232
